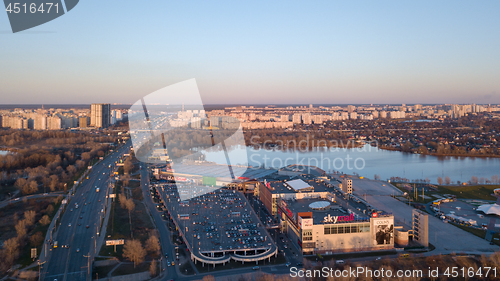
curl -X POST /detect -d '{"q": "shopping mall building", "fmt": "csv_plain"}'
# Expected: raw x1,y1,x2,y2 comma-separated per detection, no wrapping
260,177,395,254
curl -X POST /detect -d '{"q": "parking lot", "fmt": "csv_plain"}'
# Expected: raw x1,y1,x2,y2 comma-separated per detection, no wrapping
351,178,499,255
438,200,493,227
157,184,275,257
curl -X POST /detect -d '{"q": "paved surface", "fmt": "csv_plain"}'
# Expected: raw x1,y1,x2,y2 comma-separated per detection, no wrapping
351,178,499,255
0,191,64,209
41,142,132,281
439,200,491,226
140,164,182,280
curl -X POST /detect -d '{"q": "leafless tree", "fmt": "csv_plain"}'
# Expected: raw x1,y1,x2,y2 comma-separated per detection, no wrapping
15,219,27,238
145,233,161,255
123,239,146,268
40,215,51,226
1,237,20,271
46,204,54,215
437,177,443,185
123,158,134,175
29,231,44,247
471,176,479,185
149,259,157,277
125,199,135,238
445,176,451,185
24,210,36,226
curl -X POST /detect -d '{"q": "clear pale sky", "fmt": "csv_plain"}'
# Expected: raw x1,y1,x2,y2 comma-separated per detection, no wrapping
1,0,499,105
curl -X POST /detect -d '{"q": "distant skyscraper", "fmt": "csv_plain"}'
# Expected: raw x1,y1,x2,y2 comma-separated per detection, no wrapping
90,103,111,128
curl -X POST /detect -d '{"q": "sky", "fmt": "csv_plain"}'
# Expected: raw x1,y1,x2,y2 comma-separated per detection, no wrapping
1,0,500,105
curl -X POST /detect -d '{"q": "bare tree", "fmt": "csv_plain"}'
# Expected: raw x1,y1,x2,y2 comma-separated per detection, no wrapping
27,180,38,194
66,165,77,176
49,175,59,192
437,177,443,185
118,193,127,209
15,219,27,238
123,158,134,175
15,178,27,191
471,176,479,185
24,210,36,226
40,215,51,226
145,233,161,255
445,176,451,185
46,204,54,215
122,175,130,187
149,259,157,277
1,237,20,271
125,198,135,238
123,239,146,268
81,152,91,162
29,231,44,247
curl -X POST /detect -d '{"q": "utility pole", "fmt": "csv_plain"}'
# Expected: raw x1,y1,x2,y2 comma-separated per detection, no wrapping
84,254,91,276
37,260,46,281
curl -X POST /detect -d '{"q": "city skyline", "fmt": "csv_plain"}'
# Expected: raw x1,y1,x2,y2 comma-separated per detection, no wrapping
1,0,500,104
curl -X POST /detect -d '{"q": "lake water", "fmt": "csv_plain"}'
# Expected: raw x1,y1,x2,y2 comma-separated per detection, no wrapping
204,145,500,184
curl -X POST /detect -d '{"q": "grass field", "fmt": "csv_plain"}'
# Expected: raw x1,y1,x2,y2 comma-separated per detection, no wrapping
393,183,500,202
437,185,500,201
100,182,154,259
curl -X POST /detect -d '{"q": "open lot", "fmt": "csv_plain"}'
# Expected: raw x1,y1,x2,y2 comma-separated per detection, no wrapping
351,178,499,255
439,200,494,227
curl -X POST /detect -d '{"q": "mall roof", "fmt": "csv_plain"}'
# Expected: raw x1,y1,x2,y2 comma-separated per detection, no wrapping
285,179,311,191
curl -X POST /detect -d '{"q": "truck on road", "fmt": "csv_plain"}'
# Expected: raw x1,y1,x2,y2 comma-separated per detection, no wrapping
96,188,100,193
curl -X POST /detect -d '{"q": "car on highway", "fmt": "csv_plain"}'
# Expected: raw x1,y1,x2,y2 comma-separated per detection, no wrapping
86,225,89,228
68,223,71,227
336,260,345,265
253,266,260,270
285,262,291,267
167,261,171,267
376,257,382,260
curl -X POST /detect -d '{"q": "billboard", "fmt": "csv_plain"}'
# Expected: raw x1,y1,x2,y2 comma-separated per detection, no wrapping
372,217,394,246
299,217,313,229
106,239,125,246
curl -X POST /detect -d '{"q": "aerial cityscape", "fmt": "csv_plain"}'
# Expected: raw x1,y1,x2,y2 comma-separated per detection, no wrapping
1,101,500,281
2,0,500,280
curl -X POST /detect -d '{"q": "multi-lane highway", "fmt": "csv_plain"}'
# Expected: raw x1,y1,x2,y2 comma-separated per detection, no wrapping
140,164,181,280
42,142,131,281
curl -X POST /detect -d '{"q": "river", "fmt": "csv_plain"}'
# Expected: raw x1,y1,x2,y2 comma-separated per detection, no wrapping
204,145,500,184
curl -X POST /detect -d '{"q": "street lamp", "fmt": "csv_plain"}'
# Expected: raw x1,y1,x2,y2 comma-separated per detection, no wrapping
37,260,46,281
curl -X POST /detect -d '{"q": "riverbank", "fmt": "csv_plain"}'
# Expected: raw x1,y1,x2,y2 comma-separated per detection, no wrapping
378,145,500,158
